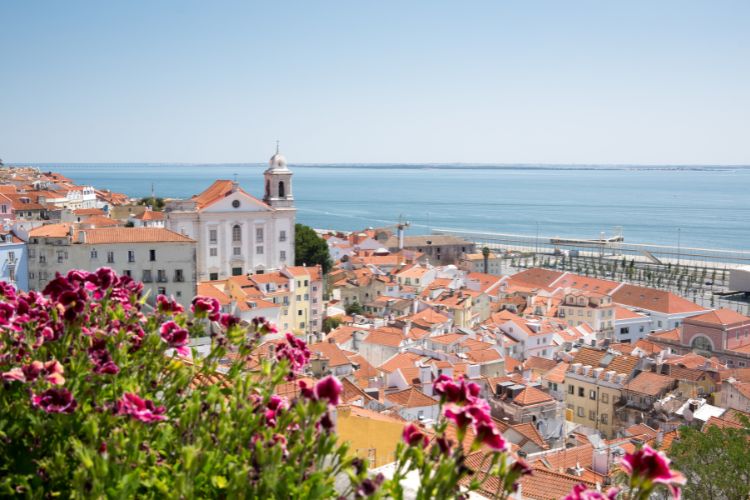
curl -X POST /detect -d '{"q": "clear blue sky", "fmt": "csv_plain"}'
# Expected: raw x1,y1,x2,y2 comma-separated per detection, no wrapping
1,1,748,164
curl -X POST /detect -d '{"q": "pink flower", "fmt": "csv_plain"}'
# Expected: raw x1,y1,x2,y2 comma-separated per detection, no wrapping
562,484,620,500
434,375,481,405
156,294,184,315
402,423,427,447
1,367,25,382
116,392,167,423
475,421,508,451
0,301,15,325
219,313,240,329
620,445,684,497
159,320,190,356
275,333,311,376
42,360,65,385
314,375,343,406
191,296,221,321
31,388,77,413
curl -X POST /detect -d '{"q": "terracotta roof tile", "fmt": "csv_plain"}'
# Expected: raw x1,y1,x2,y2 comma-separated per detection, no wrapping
81,227,194,244
385,387,438,408
624,372,675,396
612,284,705,315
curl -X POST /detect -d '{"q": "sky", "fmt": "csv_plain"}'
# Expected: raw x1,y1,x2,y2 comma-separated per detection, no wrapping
1,1,749,165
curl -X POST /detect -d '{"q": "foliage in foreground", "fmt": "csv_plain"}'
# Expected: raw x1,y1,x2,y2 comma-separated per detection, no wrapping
0,268,685,498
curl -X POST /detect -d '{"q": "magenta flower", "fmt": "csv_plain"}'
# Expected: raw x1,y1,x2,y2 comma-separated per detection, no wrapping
621,445,685,498
562,484,620,500
0,301,15,325
89,340,120,375
314,375,343,406
434,374,481,405
159,320,190,356
156,294,184,315
275,333,311,377
31,388,77,413
191,296,221,321
402,423,427,447
116,392,167,423
475,421,508,451
219,313,241,329
42,360,65,385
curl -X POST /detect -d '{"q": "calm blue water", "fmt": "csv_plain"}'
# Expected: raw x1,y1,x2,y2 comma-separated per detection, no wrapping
20,163,750,251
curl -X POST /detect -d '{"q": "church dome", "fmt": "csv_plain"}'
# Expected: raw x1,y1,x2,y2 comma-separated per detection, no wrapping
268,152,288,171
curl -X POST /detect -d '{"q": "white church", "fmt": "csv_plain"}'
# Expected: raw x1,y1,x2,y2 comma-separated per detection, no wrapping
165,147,296,281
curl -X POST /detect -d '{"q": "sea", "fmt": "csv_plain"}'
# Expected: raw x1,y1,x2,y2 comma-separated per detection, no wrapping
19,163,750,251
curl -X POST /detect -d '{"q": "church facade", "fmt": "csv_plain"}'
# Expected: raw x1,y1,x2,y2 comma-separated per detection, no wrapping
165,148,296,281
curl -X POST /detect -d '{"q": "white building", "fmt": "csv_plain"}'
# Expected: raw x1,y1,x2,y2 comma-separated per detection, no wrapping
165,148,295,281
27,224,197,306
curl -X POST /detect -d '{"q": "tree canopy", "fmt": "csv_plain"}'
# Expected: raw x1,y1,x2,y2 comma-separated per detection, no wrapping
294,223,332,274
138,197,165,211
669,418,750,499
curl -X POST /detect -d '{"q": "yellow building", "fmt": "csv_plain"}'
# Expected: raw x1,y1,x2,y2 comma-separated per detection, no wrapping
335,406,405,467
563,348,639,438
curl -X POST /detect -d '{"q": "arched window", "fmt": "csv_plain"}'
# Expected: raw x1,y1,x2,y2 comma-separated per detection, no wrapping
265,180,270,198
232,224,241,243
691,335,713,354
278,181,285,198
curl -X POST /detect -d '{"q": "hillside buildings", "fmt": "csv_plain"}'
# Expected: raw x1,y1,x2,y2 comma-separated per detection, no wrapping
165,148,295,281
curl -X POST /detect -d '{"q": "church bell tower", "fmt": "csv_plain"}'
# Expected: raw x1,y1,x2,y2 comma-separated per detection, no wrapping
263,141,294,209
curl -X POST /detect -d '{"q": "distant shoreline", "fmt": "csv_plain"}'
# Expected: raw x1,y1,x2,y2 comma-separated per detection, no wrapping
9,163,750,172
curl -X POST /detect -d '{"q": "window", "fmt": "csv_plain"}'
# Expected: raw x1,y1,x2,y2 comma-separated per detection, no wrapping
639,326,645,333
299,322,305,329
210,272,219,281
128,250,135,263
28,248,36,258
279,230,287,242
142,270,153,282
233,247,241,256
590,390,597,400
280,250,286,261
278,181,285,198
568,385,575,395
157,287,166,295
107,251,115,264
8,251,15,262
149,249,156,261
90,249,97,259
210,247,218,257
657,320,663,328
620,327,630,334
296,295,302,301
304,293,309,300
157,270,167,282
231,267,243,276
601,413,609,424
256,227,264,243
174,269,184,282
577,407,584,418
57,250,65,263
209,229,217,244
0,205,5,214
589,410,597,421
123,270,132,277
232,225,241,243
602,393,609,403
578,387,584,397
298,310,303,316
304,280,309,286
256,246,263,255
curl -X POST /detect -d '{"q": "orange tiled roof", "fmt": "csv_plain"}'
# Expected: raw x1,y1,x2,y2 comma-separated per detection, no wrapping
385,387,438,408
363,328,404,348
191,180,270,211
571,347,608,367
309,342,351,367
82,227,194,244
512,386,554,406
29,223,72,238
612,284,705,315
688,308,750,327
135,210,165,221
196,282,232,305
624,372,675,396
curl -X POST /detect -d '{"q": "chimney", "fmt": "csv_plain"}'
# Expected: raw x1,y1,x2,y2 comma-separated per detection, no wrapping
419,364,431,384
582,365,591,377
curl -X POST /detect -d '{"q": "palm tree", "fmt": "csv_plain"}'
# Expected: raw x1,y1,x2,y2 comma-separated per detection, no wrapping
482,246,490,274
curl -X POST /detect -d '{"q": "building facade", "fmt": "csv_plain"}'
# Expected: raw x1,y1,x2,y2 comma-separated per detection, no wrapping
27,224,197,306
165,149,295,281
0,230,28,291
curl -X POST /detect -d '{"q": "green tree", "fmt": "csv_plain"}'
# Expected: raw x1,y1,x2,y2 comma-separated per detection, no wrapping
345,301,364,316
669,419,750,500
138,196,165,211
322,316,341,334
294,223,332,274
